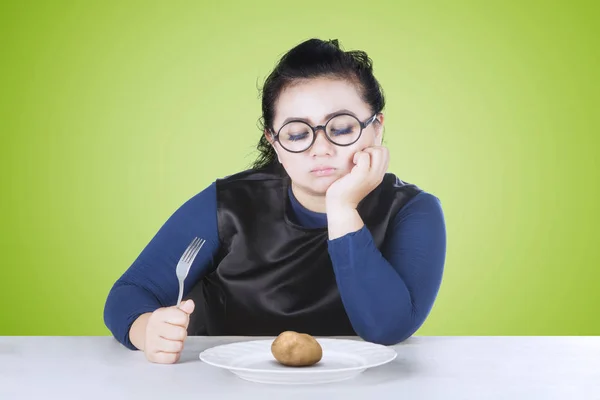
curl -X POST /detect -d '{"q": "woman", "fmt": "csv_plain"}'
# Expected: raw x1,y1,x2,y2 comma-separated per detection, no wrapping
104,38,447,364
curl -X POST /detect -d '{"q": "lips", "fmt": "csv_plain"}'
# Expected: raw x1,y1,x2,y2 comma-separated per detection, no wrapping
311,166,336,172
310,166,337,177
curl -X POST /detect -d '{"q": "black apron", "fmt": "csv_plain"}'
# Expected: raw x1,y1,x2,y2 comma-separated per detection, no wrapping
186,164,421,336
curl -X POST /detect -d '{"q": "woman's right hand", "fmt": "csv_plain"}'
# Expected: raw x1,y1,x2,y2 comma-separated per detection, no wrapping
143,299,195,364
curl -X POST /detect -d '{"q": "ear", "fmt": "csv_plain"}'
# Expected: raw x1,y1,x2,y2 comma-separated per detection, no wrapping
264,129,275,145
374,113,385,145
265,129,282,163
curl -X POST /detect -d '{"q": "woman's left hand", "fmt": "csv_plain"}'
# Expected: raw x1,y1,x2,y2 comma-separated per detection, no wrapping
326,146,389,212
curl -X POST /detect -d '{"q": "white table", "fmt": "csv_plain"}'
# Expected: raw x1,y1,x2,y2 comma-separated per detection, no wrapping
1,336,598,399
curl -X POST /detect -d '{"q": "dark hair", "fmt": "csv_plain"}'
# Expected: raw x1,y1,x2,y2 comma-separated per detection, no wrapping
252,38,386,170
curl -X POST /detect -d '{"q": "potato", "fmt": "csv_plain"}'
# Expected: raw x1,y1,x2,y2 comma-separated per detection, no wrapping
271,331,323,367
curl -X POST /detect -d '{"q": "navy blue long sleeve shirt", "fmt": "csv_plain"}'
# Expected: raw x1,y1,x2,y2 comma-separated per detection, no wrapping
104,181,446,349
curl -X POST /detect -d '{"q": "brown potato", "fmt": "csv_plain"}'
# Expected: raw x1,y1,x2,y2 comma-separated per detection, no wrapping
271,331,323,367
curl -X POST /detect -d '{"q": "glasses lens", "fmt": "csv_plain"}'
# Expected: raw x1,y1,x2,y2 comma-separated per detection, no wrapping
278,122,314,152
326,115,361,145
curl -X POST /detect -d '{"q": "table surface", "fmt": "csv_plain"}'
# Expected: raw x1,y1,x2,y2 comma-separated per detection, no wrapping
1,336,599,399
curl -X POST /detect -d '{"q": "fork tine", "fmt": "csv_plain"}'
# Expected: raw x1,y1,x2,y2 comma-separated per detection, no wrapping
184,238,205,263
180,237,201,262
190,238,206,260
183,238,203,263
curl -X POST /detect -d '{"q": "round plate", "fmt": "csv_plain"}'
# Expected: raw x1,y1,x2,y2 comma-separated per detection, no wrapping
199,338,397,384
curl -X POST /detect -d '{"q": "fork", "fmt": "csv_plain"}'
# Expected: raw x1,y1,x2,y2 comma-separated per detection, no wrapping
175,237,206,307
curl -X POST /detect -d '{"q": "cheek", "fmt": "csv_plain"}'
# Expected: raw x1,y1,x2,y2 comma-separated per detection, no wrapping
357,131,378,148
280,154,305,177
339,151,356,168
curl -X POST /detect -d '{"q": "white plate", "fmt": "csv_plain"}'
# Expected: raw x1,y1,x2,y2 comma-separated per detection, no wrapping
199,338,397,384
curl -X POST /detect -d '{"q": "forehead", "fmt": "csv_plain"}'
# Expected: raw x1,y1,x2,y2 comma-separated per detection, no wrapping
273,78,368,126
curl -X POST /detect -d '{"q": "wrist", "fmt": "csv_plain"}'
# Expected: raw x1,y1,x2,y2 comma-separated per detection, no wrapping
326,207,363,240
129,312,152,351
326,205,358,223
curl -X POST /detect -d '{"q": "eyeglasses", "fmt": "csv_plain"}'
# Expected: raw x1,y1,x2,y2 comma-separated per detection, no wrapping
269,112,379,153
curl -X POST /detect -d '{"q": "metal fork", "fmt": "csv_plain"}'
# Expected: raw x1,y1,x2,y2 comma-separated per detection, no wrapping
175,237,206,307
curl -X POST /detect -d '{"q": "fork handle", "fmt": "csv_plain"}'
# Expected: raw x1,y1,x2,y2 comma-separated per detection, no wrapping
176,279,184,307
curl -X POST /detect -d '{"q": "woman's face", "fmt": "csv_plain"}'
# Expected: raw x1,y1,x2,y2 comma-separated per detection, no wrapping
267,77,384,196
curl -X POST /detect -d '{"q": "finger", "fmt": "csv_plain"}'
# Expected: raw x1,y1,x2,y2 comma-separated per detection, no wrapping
361,147,381,167
157,323,188,341
375,147,389,175
162,308,189,327
353,150,369,165
178,299,195,315
352,152,371,175
380,146,390,173
362,146,388,178
361,145,381,152
147,351,180,364
359,149,384,188
156,338,184,354
362,146,384,161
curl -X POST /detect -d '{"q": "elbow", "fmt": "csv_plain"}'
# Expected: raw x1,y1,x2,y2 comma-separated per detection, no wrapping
102,286,118,336
356,311,423,345
103,295,138,351
102,282,135,350
359,326,417,346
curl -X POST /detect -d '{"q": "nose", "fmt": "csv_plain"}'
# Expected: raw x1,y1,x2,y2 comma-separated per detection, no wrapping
309,128,335,157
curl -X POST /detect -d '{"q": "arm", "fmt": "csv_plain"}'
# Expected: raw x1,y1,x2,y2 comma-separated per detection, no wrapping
103,182,220,350
327,192,446,345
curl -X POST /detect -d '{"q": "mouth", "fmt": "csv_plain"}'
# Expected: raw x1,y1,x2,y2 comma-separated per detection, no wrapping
310,166,337,177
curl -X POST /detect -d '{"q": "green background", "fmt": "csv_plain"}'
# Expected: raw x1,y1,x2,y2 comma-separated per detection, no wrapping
1,1,598,336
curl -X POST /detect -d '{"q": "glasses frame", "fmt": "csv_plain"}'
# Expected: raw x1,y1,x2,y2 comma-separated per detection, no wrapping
269,112,379,153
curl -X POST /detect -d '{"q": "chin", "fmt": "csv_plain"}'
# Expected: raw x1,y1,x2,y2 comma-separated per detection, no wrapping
307,175,339,194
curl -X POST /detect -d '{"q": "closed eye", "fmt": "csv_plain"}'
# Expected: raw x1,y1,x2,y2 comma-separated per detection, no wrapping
330,127,353,136
288,132,309,141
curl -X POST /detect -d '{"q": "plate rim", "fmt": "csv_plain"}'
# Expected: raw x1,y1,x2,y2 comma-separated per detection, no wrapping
198,338,397,374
